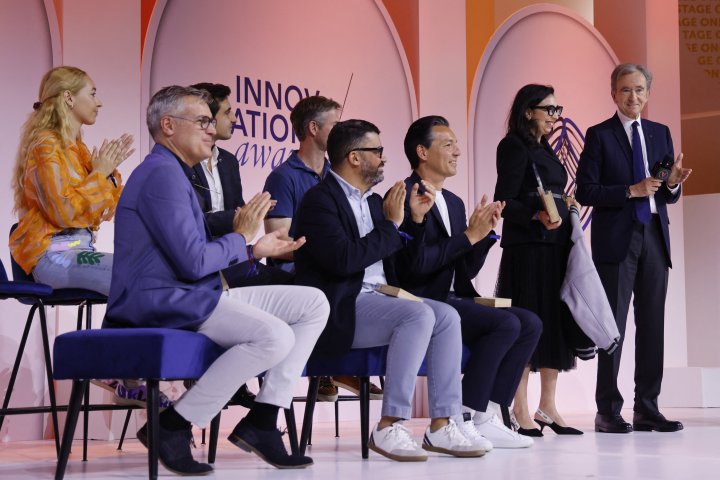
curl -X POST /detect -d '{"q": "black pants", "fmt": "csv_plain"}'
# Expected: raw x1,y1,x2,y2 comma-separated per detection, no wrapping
447,296,542,411
595,215,669,415
222,262,294,288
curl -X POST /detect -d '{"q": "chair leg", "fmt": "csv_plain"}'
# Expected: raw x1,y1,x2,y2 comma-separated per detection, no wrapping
208,412,221,464
335,401,339,438
146,380,159,480
82,302,93,461
82,382,89,461
359,377,370,460
37,301,61,456
378,376,385,390
201,428,206,444
308,420,312,446
55,380,86,480
75,302,85,331
501,405,512,430
0,304,37,433
284,403,299,456
299,376,320,456
117,409,133,450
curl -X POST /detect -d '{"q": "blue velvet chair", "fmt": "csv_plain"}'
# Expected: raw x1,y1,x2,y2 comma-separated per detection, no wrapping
298,346,389,459
52,328,302,480
2,224,110,459
297,344,512,460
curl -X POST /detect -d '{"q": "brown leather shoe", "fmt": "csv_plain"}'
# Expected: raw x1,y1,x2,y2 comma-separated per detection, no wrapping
332,376,383,400
317,376,338,402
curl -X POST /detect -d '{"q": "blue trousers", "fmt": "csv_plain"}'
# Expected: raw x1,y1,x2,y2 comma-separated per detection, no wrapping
32,228,113,296
352,292,463,420
448,296,542,411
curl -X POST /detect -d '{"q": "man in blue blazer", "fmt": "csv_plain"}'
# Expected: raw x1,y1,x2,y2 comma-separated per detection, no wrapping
295,120,483,461
104,86,329,474
396,116,542,449
577,64,691,434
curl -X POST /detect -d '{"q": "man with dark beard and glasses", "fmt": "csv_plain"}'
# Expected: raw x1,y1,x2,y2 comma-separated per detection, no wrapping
294,120,483,462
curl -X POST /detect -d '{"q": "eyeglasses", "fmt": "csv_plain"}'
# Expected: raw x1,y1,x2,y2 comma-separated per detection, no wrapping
346,146,384,158
169,115,217,130
531,105,563,116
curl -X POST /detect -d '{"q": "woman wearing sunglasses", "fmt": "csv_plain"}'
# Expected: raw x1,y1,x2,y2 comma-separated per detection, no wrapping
492,84,583,437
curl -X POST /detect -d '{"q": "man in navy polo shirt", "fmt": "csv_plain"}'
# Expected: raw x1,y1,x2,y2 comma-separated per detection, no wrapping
264,95,340,274
264,95,384,402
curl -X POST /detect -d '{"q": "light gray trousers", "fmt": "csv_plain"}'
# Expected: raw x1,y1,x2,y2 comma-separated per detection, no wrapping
352,293,463,420
174,286,329,428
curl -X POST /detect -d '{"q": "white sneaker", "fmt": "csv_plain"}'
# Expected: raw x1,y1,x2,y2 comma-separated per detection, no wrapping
368,421,427,462
423,419,485,457
454,412,494,452
475,413,534,448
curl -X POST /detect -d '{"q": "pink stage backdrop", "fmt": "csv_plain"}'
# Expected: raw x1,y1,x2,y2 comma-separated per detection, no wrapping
469,5,619,411
147,0,417,246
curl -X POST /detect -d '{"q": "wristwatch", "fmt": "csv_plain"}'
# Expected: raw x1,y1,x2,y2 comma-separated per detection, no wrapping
625,186,632,200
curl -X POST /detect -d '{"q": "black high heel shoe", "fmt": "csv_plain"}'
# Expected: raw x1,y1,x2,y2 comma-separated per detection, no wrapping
510,411,543,437
534,409,583,435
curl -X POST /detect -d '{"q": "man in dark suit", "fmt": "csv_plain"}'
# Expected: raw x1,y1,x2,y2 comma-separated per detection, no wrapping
295,119,484,461
396,116,542,449
188,83,293,290
576,63,691,433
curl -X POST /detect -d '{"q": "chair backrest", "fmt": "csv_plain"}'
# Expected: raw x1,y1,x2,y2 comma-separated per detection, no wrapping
8,223,34,282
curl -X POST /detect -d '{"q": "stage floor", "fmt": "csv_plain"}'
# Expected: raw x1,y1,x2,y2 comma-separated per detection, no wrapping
1,408,718,479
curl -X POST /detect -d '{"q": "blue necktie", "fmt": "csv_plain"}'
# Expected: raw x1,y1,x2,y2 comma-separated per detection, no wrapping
631,121,651,225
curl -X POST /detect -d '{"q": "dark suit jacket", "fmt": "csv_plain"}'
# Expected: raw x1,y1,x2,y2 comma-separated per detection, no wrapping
576,114,680,265
104,144,246,330
493,134,571,247
185,147,245,238
395,171,496,302
294,173,426,359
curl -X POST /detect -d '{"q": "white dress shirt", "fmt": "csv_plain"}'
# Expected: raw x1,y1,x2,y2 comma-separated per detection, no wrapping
433,191,455,292
616,110,678,213
199,145,225,212
329,170,387,292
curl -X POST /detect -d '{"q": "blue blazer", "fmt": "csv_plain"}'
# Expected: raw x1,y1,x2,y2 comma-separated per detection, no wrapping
103,144,247,330
576,114,680,265
294,173,426,359
395,171,496,302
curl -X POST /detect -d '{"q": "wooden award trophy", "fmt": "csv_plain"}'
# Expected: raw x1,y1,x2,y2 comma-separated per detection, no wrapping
532,163,561,224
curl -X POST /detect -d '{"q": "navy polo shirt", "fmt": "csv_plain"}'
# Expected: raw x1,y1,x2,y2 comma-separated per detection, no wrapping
263,151,331,238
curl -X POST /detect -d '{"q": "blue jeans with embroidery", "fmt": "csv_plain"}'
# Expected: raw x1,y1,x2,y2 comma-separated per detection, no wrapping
32,228,113,296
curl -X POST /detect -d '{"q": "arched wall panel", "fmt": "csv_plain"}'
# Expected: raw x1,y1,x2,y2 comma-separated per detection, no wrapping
468,5,619,411
145,0,417,223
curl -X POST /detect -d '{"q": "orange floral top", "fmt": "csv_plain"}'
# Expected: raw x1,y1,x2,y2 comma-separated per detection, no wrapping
9,132,123,274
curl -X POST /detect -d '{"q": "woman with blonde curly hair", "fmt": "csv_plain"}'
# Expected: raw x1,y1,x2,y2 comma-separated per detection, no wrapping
9,66,134,296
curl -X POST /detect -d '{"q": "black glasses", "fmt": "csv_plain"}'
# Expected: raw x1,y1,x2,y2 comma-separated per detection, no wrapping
531,105,563,116
346,146,384,158
169,115,217,130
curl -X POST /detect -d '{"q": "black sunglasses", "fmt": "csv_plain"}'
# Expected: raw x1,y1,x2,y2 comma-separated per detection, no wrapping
531,105,563,116
346,146,384,158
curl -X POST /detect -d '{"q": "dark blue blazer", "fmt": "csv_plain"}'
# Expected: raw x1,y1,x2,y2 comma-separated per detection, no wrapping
395,171,496,302
576,114,680,265
185,147,245,238
104,144,247,330
294,173,426,359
